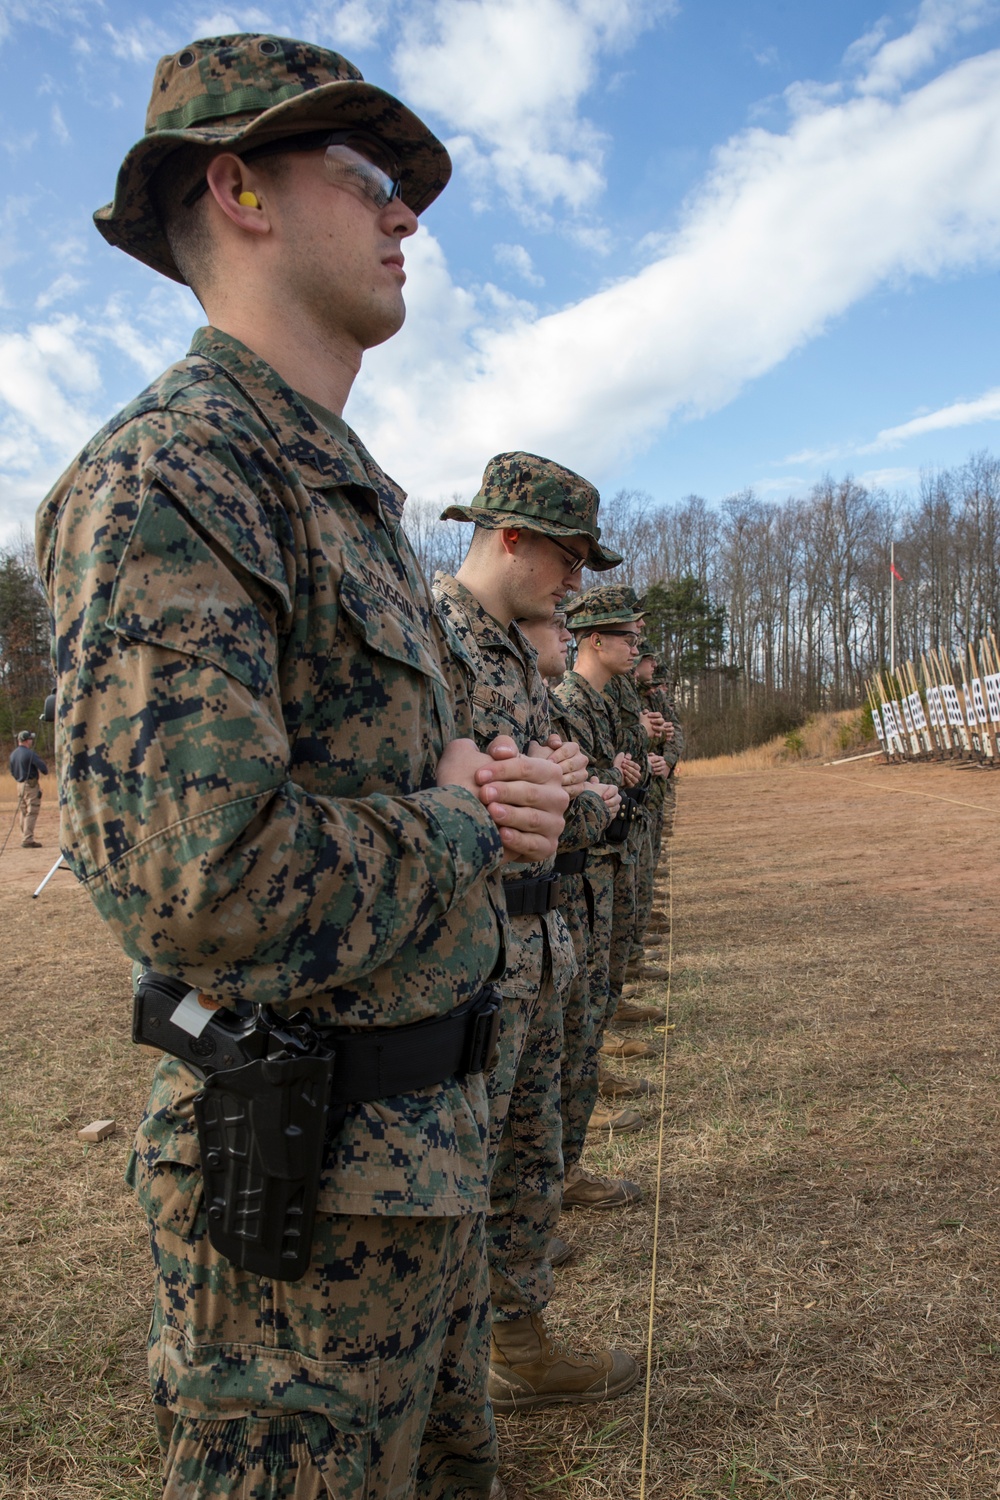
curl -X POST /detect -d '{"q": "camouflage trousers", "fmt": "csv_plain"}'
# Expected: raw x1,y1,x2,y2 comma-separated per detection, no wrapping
134,1153,496,1499
487,967,564,1322
559,856,616,1168
661,778,678,842
608,835,640,1013
633,804,666,960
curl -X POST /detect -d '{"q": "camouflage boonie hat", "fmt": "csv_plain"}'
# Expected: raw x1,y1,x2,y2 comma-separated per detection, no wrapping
564,584,645,631
637,637,657,659
440,451,622,572
94,34,451,284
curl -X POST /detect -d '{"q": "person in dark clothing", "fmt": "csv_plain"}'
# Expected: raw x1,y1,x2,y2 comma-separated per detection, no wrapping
8,730,47,847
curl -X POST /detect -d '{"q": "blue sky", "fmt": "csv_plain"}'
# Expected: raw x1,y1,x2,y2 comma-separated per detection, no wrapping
3,0,1000,544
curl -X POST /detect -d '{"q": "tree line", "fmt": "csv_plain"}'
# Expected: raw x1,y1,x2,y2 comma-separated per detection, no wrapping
0,530,50,745
405,450,1000,755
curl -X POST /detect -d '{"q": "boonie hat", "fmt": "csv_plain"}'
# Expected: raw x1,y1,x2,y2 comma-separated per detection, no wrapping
636,637,656,659
441,452,622,572
94,33,451,284
565,584,645,631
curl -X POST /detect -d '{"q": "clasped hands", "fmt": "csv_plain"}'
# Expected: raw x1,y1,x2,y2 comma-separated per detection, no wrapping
640,710,674,742
437,733,588,863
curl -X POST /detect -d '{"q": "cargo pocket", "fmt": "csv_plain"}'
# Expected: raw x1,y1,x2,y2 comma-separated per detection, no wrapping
155,1323,377,1494
161,1410,371,1499
134,1154,204,1244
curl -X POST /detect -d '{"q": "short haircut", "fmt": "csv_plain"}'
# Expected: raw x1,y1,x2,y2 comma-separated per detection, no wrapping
150,143,291,302
150,144,221,300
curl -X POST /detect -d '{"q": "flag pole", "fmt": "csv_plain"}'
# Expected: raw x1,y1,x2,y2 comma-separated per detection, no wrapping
890,541,896,675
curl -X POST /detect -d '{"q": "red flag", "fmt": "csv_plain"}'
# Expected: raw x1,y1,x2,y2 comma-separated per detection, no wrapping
890,562,903,581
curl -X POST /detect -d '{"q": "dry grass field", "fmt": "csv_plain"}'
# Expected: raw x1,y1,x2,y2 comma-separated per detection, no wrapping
2,755,999,1499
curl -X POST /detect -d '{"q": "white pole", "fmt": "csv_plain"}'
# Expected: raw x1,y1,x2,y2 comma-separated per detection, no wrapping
890,541,896,675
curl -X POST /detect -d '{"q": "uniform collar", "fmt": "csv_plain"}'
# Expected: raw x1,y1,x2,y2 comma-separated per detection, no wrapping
190,326,406,524
434,573,534,662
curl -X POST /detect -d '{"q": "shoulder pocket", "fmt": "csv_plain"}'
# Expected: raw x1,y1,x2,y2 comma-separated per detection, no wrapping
108,438,291,698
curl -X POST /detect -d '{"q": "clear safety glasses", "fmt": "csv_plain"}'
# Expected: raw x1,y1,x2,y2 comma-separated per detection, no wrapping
182,129,405,211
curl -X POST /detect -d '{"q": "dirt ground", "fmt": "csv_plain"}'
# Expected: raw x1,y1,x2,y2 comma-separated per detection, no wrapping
1,759,999,1498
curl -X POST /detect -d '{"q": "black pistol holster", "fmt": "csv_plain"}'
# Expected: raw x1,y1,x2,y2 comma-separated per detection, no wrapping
604,795,636,844
133,972,502,1283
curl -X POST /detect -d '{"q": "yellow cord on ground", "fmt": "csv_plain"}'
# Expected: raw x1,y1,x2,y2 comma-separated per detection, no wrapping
638,843,673,1500
815,765,1000,815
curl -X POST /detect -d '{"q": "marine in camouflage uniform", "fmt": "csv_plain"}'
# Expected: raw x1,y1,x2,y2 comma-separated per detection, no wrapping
600,617,653,1012
636,646,685,941
524,614,640,1207
436,454,639,1413
36,35,565,1500
558,588,656,1094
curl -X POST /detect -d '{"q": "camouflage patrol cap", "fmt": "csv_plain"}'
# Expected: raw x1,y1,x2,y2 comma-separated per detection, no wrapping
564,584,646,631
94,34,451,284
440,451,622,572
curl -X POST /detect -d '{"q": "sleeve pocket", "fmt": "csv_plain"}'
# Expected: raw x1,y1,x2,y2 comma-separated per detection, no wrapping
108,436,292,698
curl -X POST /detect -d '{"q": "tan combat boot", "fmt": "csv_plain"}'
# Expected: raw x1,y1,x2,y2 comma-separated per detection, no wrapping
601,1031,658,1060
562,1162,642,1209
586,1102,644,1132
547,1235,576,1267
615,997,667,1024
598,1063,654,1098
488,1313,640,1412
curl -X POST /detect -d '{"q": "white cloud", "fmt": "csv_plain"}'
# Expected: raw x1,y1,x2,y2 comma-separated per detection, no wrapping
102,18,171,61
188,7,273,36
392,0,673,219
0,316,101,448
97,285,200,378
50,104,69,144
857,465,921,489
863,387,1000,449
494,243,543,286
350,38,1000,501
35,272,84,309
0,0,90,43
303,0,393,49
851,0,999,95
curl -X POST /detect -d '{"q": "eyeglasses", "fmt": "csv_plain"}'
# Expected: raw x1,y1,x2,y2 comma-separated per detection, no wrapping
597,630,642,645
182,129,404,211
547,536,589,576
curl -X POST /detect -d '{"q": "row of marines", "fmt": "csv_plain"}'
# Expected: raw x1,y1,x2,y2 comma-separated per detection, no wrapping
37,28,679,1500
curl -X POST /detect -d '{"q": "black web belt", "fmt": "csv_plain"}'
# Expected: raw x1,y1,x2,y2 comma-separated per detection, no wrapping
502,872,562,916
316,990,502,1106
553,849,587,876
133,971,502,1105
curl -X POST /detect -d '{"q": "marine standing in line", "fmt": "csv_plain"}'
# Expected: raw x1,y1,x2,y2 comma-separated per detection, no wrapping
635,641,685,939
556,587,657,1135
520,612,641,1209
37,33,569,1500
434,454,640,1413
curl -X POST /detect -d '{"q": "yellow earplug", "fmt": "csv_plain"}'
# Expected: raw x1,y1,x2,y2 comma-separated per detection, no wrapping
238,191,259,208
